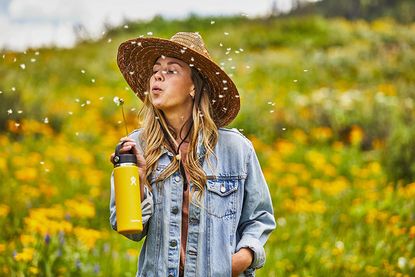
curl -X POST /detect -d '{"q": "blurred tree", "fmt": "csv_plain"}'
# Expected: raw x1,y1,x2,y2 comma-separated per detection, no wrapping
289,0,415,22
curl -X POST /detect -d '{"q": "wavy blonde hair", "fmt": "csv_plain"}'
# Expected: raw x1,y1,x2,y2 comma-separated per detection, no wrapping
139,67,218,198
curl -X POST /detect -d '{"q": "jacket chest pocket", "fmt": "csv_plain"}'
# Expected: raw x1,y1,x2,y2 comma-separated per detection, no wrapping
206,178,239,219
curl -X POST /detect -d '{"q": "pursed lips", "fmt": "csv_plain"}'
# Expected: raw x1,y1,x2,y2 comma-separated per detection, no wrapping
151,85,163,94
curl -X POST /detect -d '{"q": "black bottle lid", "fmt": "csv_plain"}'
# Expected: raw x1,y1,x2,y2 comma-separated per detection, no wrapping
113,141,137,166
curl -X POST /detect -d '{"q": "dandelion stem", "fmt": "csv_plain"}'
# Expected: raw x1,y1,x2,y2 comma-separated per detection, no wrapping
121,105,128,136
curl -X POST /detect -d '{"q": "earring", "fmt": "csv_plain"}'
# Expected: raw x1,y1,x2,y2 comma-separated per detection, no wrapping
190,90,195,99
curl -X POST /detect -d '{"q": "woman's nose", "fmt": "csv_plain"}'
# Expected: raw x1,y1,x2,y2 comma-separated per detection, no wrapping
154,70,164,81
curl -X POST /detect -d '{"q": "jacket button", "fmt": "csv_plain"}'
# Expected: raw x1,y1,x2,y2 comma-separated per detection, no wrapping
171,206,179,215
169,240,177,247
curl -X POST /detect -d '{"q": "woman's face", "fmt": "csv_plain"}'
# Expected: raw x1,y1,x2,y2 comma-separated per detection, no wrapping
149,56,194,116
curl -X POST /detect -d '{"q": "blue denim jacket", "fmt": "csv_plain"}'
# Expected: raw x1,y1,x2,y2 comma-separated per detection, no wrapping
110,128,276,276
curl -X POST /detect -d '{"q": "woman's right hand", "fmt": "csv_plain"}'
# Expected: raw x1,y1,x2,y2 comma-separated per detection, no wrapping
110,137,147,201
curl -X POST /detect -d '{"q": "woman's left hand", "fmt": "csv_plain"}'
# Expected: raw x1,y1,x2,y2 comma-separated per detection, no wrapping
231,248,254,276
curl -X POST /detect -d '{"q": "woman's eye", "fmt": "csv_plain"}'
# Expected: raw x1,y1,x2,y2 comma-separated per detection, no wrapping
167,70,178,74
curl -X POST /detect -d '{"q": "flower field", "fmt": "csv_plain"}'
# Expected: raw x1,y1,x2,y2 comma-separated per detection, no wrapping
0,15,414,276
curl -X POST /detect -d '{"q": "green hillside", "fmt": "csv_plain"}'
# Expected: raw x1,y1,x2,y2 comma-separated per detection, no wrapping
0,15,414,276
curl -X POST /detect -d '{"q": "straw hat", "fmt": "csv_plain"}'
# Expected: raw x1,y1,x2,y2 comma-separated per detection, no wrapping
117,32,240,127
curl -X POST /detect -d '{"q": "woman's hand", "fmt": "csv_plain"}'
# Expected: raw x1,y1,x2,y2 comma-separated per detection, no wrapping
231,248,254,276
110,137,147,201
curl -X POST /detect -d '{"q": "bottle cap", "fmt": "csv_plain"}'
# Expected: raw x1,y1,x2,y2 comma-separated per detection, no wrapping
113,141,138,166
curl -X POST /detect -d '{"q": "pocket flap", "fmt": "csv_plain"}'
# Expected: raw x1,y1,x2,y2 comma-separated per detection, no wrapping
206,179,238,196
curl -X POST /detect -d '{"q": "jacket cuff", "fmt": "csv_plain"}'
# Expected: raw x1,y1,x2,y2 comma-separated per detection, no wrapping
236,235,266,269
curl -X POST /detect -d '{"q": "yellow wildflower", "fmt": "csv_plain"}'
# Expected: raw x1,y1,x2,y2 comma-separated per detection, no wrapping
0,204,10,217
14,247,35,262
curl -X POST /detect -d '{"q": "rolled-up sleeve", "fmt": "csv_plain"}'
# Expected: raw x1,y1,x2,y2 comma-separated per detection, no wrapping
109,170,153,242
236,144,276,270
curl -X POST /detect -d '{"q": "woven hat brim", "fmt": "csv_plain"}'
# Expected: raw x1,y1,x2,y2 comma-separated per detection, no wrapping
117,37,240,127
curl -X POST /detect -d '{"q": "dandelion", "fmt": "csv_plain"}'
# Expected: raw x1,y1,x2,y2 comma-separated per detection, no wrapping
277,217,287,227
113,96,128,136
398,257,407,269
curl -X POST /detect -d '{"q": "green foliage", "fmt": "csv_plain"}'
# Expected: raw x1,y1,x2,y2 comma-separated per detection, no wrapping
0,14,414,276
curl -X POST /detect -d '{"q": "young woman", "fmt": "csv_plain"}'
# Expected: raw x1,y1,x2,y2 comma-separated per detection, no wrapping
110,32,275,277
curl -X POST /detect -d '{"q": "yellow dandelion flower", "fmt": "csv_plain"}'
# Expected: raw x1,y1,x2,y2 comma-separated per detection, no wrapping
0,204,10,217
14,247,35,262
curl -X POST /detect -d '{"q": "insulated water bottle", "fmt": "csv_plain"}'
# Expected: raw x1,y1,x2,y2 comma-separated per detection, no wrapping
113,141,143,234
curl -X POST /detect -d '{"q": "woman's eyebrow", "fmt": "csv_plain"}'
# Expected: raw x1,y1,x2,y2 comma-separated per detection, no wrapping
153,61,183,67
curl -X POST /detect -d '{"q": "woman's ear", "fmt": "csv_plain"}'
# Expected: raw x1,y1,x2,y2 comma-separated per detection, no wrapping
189,87,195,99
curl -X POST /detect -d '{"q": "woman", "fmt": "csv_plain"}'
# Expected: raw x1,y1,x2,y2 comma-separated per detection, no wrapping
110,32,275,277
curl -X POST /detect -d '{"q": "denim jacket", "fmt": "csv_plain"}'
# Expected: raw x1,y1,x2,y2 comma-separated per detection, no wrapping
109,128,276,277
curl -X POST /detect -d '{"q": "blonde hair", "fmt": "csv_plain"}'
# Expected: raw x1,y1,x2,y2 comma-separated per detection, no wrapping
139,68,218,199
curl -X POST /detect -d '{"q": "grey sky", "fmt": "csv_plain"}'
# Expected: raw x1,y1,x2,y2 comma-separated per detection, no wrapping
0,0,295,51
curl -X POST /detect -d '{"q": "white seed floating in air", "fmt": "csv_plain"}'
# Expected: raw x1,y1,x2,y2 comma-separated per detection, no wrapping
44,117,49,124
11,87,16,91
239,48,244,52
68,111,73,115
81,69,86,74
222,80,227,84
282,127,286,131
40,161,45,165
130,108,136,112
231,66,236,70
20,64,26,69
17,110,23,114
7,109,13,115
30,58,36,63
81,103,85,107
124,25,129,29
107,38,112,43
228,58,232,61
211,21,215,24
129,71,135,75
75,132,79,136
14,122,20,127
99,96,104,100
13,58,16,62
293,80,298,83
219,95,224,98
147,32,153,35
86,100,91,105
224,32,229,36
91,78,95,83
75,98,80,103
125,87,130,90
35,51,39,55
239,129,244,132
270,110,274,113
219,43,223,47
304,69,309,72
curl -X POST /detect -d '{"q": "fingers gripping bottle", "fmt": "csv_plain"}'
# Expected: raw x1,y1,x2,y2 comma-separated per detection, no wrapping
113,141,143,234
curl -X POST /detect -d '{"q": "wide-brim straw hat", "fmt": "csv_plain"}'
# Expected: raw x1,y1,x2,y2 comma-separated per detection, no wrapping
117,32,240,127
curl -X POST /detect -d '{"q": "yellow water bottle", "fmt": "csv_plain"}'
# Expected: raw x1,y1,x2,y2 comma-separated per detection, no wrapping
113,141,143,234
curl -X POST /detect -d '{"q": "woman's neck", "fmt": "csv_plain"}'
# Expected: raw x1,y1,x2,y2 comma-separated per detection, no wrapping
164,112,192,141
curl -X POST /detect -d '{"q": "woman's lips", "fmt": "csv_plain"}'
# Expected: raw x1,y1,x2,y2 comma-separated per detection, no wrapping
151,86,163,94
